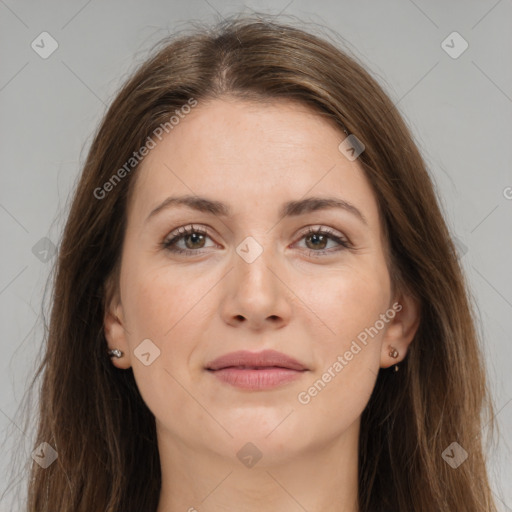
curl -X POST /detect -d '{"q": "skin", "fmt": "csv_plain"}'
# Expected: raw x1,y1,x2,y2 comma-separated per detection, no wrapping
104,97,420,512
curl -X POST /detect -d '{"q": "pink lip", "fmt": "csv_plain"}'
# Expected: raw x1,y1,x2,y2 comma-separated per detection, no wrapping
206,349,308,390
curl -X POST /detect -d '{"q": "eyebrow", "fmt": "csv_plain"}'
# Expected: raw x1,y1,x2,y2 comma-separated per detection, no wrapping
145,194,368,225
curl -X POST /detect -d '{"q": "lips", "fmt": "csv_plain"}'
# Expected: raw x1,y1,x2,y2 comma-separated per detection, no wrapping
206,349,308,390
206,349,308,372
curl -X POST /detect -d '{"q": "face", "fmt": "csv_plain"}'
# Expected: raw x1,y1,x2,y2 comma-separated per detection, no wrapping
105,97,415,466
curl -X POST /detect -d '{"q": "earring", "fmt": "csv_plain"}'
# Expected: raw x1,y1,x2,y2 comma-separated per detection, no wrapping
388,346,399,372
108,348,124,358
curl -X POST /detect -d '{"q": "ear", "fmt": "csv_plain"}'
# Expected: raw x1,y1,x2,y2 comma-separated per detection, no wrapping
380,291,420,368
103,274,132,369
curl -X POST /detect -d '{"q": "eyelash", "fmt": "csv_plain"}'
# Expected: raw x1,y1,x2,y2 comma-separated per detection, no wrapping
161,224,351,257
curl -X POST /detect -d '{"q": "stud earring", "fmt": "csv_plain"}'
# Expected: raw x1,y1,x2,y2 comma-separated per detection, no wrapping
388,345,399,372
108,348,124,358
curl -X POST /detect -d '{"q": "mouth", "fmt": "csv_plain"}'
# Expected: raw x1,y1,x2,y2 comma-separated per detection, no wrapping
205,350,308,390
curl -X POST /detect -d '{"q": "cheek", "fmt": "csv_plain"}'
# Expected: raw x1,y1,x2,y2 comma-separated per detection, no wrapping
300,267,387,369
119,265,206,430
308,263,391,345
122,262,202,338
294,265,390,423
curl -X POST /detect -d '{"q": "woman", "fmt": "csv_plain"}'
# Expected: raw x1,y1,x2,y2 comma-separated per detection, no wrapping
21,14,497,512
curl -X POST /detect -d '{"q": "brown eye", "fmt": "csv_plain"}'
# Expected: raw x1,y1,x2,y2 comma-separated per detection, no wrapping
295,227,351,256
183,232,206,249
305,232,329,250
162,225,214,254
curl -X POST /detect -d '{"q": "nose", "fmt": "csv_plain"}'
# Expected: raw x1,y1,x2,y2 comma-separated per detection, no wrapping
219,241,293,331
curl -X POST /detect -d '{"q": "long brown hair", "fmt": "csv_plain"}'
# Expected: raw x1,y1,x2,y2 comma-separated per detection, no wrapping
10,13,497,511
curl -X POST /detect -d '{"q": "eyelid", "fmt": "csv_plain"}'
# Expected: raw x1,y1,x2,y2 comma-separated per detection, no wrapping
162,224,216,251
295,224,349,242
292,225,352,252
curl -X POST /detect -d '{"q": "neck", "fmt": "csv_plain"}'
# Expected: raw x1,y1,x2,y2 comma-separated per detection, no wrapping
155,418,360,512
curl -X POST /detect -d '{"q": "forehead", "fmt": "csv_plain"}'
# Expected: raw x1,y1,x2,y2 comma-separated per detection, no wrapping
128,98,380,227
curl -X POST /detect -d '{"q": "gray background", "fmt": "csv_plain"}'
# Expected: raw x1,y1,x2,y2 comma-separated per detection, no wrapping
1,0,511,510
